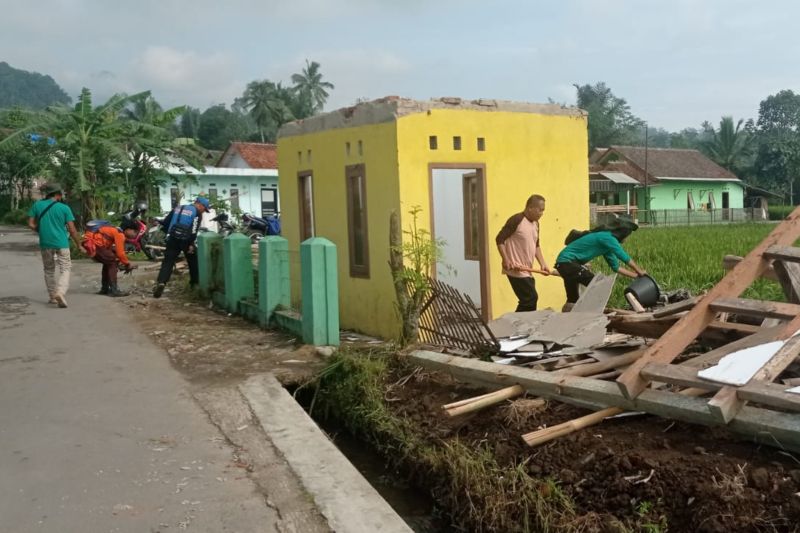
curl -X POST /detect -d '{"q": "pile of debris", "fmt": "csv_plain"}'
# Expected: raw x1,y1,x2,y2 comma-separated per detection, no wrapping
411,209,800,453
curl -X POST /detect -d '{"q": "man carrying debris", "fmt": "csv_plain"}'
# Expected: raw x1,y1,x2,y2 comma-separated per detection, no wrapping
153,197,209,298
496,194,550,311
27,183,82,308
555,218,646,304
83,220,139,297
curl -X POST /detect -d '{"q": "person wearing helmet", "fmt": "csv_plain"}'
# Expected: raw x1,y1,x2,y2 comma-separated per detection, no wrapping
153,197,209,298
88,220,139,297
27,183,82,308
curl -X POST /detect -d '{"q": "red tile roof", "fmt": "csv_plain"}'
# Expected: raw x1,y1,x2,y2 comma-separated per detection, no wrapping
217,142,278,169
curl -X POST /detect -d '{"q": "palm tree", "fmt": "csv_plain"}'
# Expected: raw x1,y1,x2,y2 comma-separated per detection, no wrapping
702,116,752,174
291,60,334,114
241,80,296,141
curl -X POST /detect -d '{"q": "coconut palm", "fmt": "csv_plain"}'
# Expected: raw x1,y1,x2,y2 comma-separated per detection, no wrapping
702,116,752,174
291,60,334,114
241,80,299,142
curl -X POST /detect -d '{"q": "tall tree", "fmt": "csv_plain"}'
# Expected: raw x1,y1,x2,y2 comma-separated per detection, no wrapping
121,94,193,209
196,104,251,150
291,60,334,114
700,116,753,175
240,80,291,142
753,90,800,200
574,82,644,152
179,107,201,139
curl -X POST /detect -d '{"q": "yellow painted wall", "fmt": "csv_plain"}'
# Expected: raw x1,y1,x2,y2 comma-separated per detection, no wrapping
395,109,589,319
277,122,403,339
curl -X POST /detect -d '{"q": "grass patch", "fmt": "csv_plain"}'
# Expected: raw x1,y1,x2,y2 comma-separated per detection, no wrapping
303,348,667,532
593,223,786,307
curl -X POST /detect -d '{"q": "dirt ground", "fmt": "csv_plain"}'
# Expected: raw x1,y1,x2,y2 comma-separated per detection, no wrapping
116,266,800,532
388,369,800,533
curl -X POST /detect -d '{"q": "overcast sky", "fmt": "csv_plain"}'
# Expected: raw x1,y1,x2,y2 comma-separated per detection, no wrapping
2,0,798,131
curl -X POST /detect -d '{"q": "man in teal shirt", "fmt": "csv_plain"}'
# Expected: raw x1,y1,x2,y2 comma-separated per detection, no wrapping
555,218,646,304
27,183,82,308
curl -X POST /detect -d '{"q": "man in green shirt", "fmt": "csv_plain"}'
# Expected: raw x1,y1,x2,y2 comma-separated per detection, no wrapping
555,218,646,304
27,183,82,308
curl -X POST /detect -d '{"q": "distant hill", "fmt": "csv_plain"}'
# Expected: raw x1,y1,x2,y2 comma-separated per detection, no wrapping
0,62,71,109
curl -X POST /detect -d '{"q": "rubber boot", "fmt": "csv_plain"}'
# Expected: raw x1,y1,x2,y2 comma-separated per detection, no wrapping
97,284,110,295
107,284,129,297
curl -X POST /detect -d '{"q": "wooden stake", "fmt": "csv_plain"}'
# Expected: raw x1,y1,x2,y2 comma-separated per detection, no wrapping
444,385,525,417
625,292,646,313
521,388,707,447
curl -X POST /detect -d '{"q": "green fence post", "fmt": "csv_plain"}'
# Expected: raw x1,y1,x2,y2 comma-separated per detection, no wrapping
300,237,340,346
258,236,290,326
197,232,223,297
223,233,255,314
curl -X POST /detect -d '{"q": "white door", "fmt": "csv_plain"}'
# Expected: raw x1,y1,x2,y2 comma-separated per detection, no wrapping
431,168,482,306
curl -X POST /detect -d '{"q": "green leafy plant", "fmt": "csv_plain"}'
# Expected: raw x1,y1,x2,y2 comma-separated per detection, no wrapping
388,206,446,345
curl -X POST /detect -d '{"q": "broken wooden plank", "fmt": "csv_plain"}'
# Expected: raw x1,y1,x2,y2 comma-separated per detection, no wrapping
652,296,700,318
625,292,646,312
709,297,800,321
773,260,800,304
763,245,800,263
707,315,800,422
552,348,645,377
616,208,800,400
723,255,780,282
409,350,800,452
572,273,617,313
610,315,760,343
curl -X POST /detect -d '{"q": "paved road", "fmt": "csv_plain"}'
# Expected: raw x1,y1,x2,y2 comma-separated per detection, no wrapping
0,227,277,532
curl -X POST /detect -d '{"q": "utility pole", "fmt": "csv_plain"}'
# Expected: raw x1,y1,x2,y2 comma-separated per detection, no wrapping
644,125,649,213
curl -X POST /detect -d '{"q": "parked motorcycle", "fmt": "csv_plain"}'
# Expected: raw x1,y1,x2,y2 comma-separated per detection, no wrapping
120,202,155,258
211,212,236,237
241,212,281,244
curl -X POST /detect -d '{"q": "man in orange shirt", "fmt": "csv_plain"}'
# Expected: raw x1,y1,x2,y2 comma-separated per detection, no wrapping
85,221,139,296
496,194,550,311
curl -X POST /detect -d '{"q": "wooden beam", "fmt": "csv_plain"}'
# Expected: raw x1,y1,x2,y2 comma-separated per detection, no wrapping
625,292,646,312
709,297,800,321
652,296,700,318
616,209,800,399
708,314,800,422
773,260,800,304
764,245,800,263
443,385,526,416
723,255,780,282
610,315,760,343
409,350,800,452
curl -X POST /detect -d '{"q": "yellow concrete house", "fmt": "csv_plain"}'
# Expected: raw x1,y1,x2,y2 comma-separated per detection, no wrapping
277,96,588,339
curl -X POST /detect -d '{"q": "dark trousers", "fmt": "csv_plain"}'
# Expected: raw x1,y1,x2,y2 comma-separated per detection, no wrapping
157,238,199,285
507,275,538,312
556,262,595,303
93,247,119,286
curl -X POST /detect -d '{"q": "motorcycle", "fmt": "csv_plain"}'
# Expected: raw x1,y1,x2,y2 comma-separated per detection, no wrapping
121,202,156,259
198,212,237,237
241,212,281,244
144,214,167,261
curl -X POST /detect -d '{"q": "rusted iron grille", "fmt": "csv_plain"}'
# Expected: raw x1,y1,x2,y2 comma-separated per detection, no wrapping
416,277,499,353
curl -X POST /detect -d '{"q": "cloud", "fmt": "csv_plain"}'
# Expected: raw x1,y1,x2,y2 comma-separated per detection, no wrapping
128,46,243,108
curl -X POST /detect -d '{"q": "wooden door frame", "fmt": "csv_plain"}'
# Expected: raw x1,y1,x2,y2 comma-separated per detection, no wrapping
427,163,491,322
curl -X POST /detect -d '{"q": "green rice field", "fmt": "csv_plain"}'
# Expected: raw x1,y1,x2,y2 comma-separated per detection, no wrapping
593,223,788,307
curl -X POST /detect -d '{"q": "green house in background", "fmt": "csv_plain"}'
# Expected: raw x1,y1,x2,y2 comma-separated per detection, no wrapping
589,146,747,224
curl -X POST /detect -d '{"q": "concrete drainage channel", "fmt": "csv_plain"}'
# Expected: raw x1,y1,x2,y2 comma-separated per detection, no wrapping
241,374,427,533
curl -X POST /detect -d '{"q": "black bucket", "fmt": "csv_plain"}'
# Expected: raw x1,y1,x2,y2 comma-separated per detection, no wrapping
624,275,660,308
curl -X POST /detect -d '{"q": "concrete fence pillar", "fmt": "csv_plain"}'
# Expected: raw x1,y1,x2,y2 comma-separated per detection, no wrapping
197,232,223,297
258,236,290,326
223,233,255,313
300,238,340,346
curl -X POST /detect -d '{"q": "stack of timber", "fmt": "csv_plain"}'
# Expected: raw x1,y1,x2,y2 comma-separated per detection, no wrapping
412,206,800,453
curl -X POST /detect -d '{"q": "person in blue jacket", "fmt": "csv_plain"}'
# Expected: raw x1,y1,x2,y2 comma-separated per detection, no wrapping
153,197,209,298
555,218,647,304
